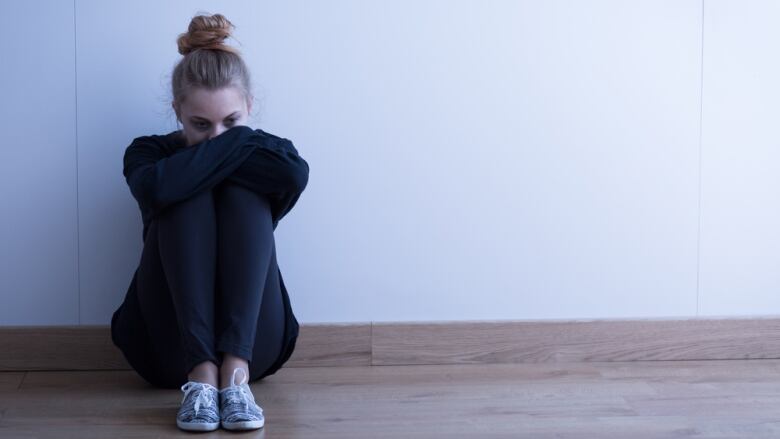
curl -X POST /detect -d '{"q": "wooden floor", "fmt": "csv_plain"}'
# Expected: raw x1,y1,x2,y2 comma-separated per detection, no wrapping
2,359,780,438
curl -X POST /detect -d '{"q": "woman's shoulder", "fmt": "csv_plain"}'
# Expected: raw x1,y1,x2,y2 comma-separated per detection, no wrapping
128,130,183,146
252,127,297,152
161,130,187,149
127,130,185,155
253,127,287,141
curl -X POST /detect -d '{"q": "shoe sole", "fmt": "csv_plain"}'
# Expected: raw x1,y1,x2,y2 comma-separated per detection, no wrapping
222,419,265,430
177,420,220,431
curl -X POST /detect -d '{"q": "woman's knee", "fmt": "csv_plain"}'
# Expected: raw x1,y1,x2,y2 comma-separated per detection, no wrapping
216,181,272,217
157,189,216,222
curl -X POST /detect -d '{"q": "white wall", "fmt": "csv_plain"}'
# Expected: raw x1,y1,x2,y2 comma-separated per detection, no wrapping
0,0,776,325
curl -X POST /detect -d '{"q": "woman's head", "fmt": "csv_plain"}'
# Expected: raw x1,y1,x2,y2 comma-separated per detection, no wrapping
171,13,254,146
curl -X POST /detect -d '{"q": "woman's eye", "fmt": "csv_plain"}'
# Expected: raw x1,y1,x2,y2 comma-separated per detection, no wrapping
194,119,237,130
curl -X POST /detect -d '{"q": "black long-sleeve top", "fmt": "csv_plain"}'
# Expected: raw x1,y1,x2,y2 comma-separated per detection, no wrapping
123,125,309,242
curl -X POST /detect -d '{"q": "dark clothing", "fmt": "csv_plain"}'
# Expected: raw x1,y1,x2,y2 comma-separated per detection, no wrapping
121,125,309,241
110,126,309,389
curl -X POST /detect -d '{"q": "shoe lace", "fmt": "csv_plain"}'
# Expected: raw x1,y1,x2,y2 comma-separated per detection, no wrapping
180,382,214,417
224,368,262,414
226,383,257,413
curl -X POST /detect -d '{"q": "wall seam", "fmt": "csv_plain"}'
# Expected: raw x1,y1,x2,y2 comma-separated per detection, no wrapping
73,0,82,324
696,0,705,317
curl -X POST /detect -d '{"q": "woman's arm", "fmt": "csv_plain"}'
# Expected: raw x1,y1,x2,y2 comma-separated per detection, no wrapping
123,125,258,219
224,133,309,196
224,131,310,228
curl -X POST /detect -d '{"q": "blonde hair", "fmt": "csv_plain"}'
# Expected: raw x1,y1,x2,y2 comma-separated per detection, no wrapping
171,13,253,119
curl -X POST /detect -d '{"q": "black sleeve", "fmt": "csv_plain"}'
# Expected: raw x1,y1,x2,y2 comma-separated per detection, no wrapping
122,125,258,220
223,132,310,229
224,134,309,195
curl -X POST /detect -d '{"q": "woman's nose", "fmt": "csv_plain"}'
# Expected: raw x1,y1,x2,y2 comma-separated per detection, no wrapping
209,126,226,140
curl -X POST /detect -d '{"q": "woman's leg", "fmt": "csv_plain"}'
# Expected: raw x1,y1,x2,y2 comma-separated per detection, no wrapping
213,181,285,386
122,188,219,389
151,190,220,379
246,243,286,382
111,229,181,388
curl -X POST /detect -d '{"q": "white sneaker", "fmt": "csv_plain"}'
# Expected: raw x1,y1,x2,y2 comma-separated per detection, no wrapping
219,368,265,430
176,381,220,431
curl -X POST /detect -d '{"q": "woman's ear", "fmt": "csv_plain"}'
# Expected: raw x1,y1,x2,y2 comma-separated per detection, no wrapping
172,102,180,122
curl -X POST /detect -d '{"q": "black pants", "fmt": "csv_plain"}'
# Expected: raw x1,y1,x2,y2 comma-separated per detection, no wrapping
112,181,285,389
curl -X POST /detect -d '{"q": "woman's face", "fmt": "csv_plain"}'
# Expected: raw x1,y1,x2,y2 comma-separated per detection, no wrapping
174,86,252,147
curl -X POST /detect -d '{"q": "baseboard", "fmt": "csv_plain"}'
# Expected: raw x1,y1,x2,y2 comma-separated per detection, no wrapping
2,317,780,371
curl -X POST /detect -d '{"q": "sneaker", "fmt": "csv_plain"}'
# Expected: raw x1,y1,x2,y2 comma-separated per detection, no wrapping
219,368,265,430
176,381,220,432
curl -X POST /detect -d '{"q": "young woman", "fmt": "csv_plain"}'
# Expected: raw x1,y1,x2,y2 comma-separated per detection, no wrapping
110,13,309,432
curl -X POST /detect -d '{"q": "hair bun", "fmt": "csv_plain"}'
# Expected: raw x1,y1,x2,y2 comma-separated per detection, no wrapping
176,13,239,56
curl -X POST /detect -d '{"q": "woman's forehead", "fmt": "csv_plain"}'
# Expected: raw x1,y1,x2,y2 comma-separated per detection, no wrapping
183,87,246,116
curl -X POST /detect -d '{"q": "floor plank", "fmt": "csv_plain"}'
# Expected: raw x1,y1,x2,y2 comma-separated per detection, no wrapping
2,360,780,438
0,372,25,391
